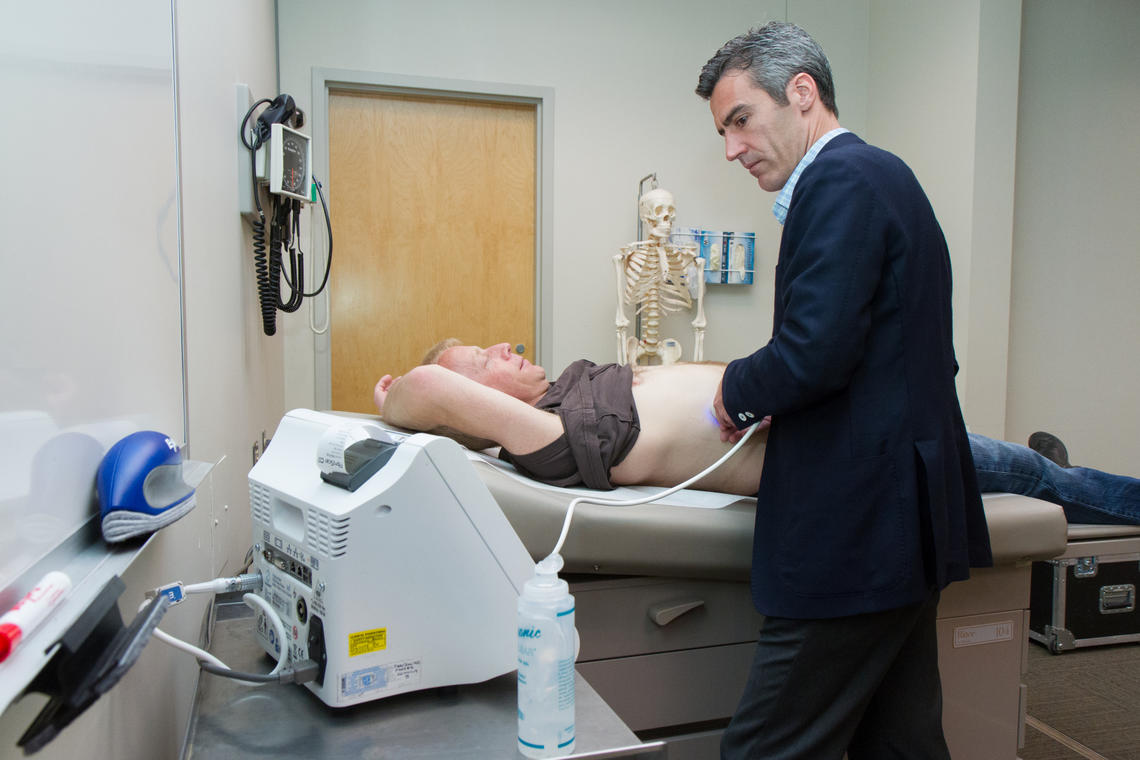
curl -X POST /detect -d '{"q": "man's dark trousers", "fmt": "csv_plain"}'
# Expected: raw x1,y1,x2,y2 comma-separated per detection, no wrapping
721,591,950,760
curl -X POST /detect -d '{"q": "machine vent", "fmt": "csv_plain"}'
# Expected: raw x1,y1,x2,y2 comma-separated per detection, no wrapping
306,510,350,558
249,483,271,526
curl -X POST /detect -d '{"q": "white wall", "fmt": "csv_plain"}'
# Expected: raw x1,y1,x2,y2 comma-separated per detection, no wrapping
1007,1,1140,473
177,0,283,580
0,2,281,759
864,0,1023,438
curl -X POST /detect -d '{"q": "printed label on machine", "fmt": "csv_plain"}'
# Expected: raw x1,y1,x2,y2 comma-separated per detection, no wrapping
953,620,1013,648
340,659,422,699
348,627,387,657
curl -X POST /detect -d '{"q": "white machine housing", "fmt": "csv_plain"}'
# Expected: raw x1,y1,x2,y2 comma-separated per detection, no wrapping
247,409,534,707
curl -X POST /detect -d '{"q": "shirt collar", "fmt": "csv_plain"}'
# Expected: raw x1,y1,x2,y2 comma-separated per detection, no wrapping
772,127,849,225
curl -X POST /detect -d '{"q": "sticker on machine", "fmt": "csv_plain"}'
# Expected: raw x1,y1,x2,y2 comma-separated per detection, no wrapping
348,627,387,657
339,659,422,698
953,620,1013,648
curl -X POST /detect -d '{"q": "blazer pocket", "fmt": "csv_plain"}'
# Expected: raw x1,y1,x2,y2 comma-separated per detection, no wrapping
776,453,907,597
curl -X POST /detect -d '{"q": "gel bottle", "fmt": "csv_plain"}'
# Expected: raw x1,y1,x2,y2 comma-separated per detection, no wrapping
517,553,576,758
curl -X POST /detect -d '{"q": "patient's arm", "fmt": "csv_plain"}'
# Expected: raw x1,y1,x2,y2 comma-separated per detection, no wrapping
375,364,563,455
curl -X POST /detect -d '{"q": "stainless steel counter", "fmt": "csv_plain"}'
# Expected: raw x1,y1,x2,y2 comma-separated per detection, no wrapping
182,599,663,759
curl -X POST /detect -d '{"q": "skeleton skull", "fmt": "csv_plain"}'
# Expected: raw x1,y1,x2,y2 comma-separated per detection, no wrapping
639,188,676,241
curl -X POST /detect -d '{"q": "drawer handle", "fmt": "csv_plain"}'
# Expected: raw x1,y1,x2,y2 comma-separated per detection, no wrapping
648,599,705,627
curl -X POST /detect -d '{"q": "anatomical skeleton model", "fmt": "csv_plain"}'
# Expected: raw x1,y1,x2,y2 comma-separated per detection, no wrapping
614,189,706,365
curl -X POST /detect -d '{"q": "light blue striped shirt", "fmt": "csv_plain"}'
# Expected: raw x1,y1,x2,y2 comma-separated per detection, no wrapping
772,128,849,225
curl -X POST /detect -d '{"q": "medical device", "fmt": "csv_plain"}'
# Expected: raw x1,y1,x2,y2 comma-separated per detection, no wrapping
247,409,534,708
239,94,333,336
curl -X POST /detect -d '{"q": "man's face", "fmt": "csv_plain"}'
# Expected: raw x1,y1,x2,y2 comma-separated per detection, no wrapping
709,70,805,193
439,343,548,401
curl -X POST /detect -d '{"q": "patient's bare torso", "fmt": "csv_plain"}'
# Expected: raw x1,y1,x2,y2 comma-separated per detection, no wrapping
609,363,765,495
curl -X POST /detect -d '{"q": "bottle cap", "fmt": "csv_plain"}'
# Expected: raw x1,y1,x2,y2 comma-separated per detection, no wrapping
535,553,563,579
523,553,570,601
0,622,22,663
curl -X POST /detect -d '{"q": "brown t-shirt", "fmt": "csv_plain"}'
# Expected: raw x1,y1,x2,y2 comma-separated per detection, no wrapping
499,360,640,490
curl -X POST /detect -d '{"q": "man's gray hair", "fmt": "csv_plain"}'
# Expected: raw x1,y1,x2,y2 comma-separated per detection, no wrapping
421,337,462,365
695,21,837,117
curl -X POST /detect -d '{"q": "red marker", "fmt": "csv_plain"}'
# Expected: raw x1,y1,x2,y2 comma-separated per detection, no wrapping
0,571,72,662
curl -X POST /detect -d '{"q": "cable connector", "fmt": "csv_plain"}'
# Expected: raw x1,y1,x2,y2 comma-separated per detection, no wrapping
147,582,185,605
283,659,320,684
221,572,263,594
184,573,263,596
146,573,262,606
198,659,319,685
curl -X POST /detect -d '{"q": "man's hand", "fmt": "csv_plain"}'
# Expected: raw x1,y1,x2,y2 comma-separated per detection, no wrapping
373,374,401,415
712,381,744,443
713,382,771,443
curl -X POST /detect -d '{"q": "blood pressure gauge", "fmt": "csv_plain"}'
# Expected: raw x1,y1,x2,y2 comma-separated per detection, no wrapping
269,122,312,202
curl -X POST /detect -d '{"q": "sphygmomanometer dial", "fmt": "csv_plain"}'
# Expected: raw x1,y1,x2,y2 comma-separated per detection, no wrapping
282,134,307,194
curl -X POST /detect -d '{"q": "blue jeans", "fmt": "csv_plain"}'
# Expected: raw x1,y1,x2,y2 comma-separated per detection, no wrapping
969,433,1140,525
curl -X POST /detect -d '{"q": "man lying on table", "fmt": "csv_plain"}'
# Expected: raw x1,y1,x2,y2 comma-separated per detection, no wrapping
373,339,1140,526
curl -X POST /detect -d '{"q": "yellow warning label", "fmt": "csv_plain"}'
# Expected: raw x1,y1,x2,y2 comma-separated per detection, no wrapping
348,628,387,657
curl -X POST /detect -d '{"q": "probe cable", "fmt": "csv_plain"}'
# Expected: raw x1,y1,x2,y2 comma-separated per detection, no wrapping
548,422,760,559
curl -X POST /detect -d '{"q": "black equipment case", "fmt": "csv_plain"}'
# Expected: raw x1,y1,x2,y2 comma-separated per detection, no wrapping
1029,525,1140,653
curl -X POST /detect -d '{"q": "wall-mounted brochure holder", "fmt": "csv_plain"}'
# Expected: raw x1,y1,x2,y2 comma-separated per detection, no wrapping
672,228,754,285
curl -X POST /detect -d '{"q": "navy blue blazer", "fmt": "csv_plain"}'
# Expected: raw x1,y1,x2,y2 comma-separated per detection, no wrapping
722,132,992,619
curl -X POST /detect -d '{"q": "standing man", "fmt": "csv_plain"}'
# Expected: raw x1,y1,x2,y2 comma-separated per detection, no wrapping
697,22,992,759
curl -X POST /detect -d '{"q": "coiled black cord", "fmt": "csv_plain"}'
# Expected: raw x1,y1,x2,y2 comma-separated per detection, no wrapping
251,214,277,335
241,99,282,335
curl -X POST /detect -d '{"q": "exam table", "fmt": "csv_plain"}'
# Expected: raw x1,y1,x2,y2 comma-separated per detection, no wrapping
467,454,1071,760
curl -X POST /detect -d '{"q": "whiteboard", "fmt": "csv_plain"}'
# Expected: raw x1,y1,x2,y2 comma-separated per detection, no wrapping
0,0,185,592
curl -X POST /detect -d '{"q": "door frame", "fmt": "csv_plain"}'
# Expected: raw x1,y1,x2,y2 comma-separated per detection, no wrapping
310,67,555,410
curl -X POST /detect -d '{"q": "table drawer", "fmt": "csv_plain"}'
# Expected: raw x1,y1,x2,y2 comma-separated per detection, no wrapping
571,577,762,661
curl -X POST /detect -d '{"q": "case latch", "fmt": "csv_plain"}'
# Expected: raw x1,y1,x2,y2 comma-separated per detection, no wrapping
1073,556,1098,578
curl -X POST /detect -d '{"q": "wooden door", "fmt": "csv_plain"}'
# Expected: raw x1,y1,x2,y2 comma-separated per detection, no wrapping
327,90,536,413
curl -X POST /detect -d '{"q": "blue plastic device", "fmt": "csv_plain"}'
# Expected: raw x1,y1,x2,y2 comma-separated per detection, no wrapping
96,431,197,543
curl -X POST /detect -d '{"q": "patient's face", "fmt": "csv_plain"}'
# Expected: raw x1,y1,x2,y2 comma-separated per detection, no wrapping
439,343,549,403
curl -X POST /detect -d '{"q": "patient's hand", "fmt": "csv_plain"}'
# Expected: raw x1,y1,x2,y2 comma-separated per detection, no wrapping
373,374,401,415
